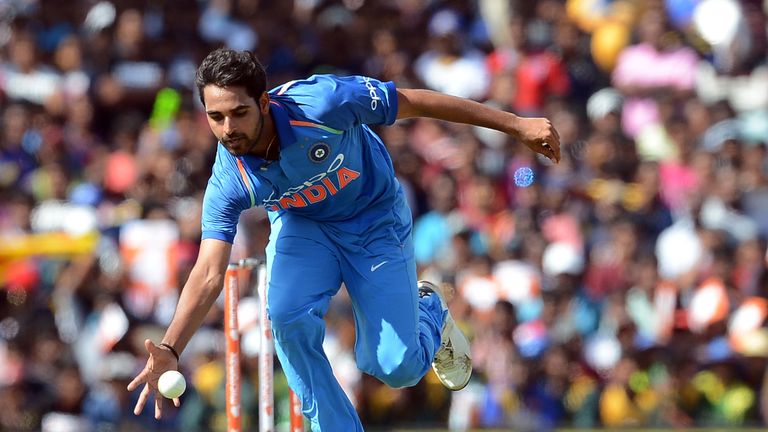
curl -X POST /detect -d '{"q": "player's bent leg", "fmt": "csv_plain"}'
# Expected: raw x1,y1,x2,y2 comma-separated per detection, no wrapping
339,226,447,389
267,219,364,432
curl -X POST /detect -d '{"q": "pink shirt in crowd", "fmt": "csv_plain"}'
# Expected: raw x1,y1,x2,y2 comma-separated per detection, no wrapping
612,43,699,138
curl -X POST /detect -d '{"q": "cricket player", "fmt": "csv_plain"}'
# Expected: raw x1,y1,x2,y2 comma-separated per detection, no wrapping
128,48,560,431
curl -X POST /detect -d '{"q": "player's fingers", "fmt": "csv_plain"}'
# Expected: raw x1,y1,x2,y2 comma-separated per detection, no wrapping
543,131,560,162
173,397,181,408
134,383,151,415
127,370,146,392
540,141,555,162
551,138,561,163
155,391,163,419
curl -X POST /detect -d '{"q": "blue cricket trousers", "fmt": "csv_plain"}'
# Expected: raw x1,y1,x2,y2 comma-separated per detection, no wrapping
264,209,445,431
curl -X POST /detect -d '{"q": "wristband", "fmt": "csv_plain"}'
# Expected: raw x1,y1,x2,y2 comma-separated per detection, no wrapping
159,343,180,362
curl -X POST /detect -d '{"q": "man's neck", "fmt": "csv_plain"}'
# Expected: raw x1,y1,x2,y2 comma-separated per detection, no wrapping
254,115,279,160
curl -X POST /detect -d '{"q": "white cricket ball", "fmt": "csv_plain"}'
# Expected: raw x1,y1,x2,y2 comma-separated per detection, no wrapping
158,370,186,399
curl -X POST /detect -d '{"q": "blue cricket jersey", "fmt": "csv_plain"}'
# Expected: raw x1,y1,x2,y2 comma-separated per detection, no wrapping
201,74,407,243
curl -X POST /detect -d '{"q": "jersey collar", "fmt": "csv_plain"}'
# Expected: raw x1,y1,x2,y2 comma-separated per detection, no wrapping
268,100,296,150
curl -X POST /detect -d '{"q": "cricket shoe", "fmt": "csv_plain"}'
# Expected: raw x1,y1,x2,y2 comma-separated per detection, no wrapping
418,280,472,390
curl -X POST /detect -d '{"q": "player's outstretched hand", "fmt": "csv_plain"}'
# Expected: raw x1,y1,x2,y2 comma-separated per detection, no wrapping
516,117,561,163
127,339,181,419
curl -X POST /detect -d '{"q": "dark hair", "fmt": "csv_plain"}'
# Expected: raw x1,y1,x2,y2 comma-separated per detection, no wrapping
195,48,267,106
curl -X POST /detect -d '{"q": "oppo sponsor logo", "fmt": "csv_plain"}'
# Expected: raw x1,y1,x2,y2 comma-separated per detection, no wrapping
363,77,382,111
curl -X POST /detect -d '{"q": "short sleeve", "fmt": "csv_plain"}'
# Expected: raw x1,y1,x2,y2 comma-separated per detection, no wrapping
201,160,252,243
280,75,398,130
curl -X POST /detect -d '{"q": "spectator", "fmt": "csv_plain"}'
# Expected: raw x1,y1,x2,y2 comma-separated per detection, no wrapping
0,1,767,430
612,7,699,140
414,9,490,100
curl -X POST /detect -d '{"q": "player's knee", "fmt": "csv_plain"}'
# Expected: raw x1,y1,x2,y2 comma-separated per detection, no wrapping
375,363,423,388
267,305,291,330
268,294,303,328
369,347,427,388
269,303,322,341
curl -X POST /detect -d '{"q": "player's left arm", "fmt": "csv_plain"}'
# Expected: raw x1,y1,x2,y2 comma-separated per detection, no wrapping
396,88,561,163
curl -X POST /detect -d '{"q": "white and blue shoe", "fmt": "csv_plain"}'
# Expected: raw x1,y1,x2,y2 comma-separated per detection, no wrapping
418,280,472,391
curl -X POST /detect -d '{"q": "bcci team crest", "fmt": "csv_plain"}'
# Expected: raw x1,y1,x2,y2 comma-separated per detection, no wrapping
309,142,330,163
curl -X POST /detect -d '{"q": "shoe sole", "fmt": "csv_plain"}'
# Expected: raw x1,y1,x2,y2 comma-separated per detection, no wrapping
432,314,472,390
420,281,472,391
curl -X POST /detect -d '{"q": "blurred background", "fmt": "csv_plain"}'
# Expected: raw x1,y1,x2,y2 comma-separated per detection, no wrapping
1,0,768,431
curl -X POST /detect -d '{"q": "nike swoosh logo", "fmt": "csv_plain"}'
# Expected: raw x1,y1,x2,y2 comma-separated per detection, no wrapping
370,261,388,272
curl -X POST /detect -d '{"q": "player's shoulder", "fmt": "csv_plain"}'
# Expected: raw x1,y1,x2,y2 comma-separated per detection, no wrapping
212,142,233,164
270,74,366,98
206,143,254,206
268,75,345,121
209,143,239,181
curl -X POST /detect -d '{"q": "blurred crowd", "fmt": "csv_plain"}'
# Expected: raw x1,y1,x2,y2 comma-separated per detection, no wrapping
1,0,768,431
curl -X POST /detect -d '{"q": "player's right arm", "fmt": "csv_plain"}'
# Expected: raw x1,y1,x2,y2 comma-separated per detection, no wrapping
128,145,251,419
126,239,232,419
159,238,231,356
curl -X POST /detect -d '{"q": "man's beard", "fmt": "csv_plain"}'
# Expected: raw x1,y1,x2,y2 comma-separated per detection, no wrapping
223,114,264,156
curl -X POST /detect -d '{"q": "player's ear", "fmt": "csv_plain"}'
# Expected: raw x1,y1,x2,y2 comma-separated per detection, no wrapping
259,92,270,114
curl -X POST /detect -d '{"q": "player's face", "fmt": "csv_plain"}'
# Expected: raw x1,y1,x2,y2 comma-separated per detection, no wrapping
203,84,264,156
